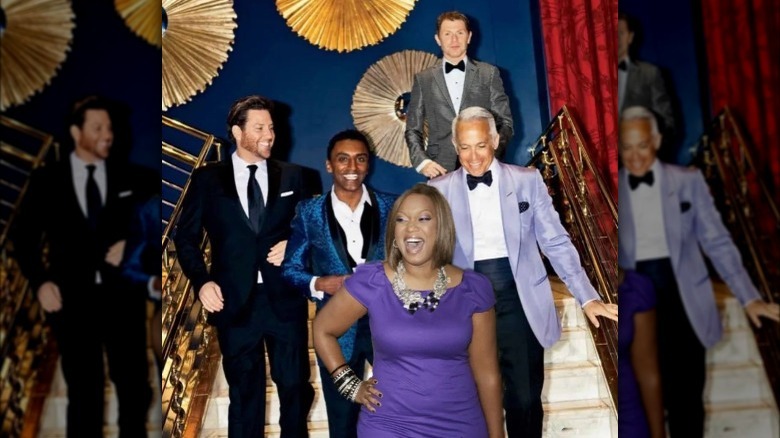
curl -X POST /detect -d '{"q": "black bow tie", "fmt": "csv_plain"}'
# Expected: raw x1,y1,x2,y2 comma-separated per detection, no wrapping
628,170,654,190
467,170,493,190
618,60,628,71
445,60,465,73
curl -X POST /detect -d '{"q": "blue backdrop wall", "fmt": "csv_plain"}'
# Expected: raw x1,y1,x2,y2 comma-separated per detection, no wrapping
165,0,549,195
620,0,710,164
3,0,161,173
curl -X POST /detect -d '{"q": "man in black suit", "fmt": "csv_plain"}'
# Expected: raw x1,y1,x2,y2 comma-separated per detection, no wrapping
174,95,314,438
12,96,151,437
618,12,675,140
405,10,514,177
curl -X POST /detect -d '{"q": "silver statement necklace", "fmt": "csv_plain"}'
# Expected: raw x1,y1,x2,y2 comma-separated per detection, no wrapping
391,261,449,314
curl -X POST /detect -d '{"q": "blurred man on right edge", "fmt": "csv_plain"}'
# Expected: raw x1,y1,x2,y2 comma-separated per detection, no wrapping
618,105,780,437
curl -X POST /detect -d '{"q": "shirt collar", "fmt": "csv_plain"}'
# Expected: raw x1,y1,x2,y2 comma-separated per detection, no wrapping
232,151,267,173
331,184,372,206
70,151,105,171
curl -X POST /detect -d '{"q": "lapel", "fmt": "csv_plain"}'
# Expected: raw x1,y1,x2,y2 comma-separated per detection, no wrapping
432,60,457,116
461,59,478,108
261,159,282,232
626,61,641,98
220,159,256,233
60,158,88,223
450,168,474,264
496,163,522,271
618,169,636,264
364,189,381,261
659,163,682,268
324,192,353,272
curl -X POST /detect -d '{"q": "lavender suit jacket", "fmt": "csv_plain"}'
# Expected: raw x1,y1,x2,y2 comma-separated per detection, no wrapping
429,162,600,348
618,163,760,347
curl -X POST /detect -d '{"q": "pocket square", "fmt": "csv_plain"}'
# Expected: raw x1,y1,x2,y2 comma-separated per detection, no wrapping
280,190,294,197
518,201,529,213
680,201,691,212
118,190,133,198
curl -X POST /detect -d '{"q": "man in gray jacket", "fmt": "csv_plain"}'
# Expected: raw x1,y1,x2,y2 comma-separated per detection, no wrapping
406,11,513,177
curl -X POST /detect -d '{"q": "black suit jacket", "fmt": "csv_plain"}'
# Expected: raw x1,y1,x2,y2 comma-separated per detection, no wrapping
12,157,138,300
174,158,309,326
621,60,675,136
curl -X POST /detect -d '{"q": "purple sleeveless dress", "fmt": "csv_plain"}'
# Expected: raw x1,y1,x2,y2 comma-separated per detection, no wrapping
343,261,496,438
618,270,657,438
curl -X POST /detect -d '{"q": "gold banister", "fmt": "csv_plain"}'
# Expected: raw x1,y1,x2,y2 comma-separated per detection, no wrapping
692,107,780,404
0,116,57,438
529,105,618,411
161,115,225,438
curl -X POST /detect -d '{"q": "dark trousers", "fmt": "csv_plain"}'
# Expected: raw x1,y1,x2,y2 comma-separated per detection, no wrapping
318,316,372,438
217,285,314,438
475,258,545,438
637,258,706,437
48,283,151,438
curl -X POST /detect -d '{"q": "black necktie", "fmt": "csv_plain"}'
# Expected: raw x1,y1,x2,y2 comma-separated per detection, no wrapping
467,170,493,190
85,164,102,229
445,60,465,73
628,170,654,190
247,165,265,233
618,60,628,71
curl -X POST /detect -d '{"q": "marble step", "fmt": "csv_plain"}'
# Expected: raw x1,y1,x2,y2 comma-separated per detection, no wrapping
543,399,616,437
705,401,780,437
704,363,775,405
542,361,609,404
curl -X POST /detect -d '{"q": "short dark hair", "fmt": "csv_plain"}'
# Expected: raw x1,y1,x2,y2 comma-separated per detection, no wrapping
70,96,113,128
385,184,456,269
226,95,275,143
326,129,370,160
436,11,470,33
618,12,636,33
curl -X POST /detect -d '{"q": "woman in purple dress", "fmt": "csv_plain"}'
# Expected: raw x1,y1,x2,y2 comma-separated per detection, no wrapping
618,268,665,438
313,184,504,437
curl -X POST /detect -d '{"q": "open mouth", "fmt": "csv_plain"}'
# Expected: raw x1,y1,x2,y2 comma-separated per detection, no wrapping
343,174,359,181
404,237,424,254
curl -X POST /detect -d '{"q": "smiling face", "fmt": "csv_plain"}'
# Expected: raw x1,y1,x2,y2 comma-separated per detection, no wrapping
394,193,438,269
435,18,472,63
232,109,274,162
455,119,498,177
619,118,660,177
71,109,113,162
326,138,370,196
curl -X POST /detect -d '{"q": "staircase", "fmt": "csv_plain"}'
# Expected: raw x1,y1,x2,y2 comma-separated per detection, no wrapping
704,281,779,437
197,277,618,437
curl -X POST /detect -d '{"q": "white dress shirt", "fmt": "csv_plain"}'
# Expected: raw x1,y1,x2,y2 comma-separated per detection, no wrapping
232,152,268,282
629,159,671,261
468,160,509,261
443,56,467,113
70,152,107,217
71,152,107,284
309,185,372,299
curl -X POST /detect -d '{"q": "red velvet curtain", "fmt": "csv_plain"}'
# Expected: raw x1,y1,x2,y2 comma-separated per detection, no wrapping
701,0,780,197
538,0,619,195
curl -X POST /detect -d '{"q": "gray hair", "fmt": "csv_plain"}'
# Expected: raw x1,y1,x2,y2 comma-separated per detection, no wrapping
452,106,498,146
620,106,660,137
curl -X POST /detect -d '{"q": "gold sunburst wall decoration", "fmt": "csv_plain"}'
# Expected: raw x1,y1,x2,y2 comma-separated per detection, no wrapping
115,0,161,47
162,0,237,111
276,0,417,53
0,0,75,111
351,50,438,167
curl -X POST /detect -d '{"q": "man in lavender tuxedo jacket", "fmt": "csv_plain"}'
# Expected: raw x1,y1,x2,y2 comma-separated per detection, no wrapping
618,105,779,437
428,106,618,437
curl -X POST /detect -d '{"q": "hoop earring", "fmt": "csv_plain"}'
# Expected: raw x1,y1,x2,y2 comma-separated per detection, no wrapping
392,239,398,249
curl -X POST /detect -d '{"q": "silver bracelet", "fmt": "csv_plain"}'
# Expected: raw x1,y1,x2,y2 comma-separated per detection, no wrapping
332,366,364,403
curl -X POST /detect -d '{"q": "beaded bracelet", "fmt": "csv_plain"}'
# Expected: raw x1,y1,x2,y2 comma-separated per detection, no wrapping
331,365,363,403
